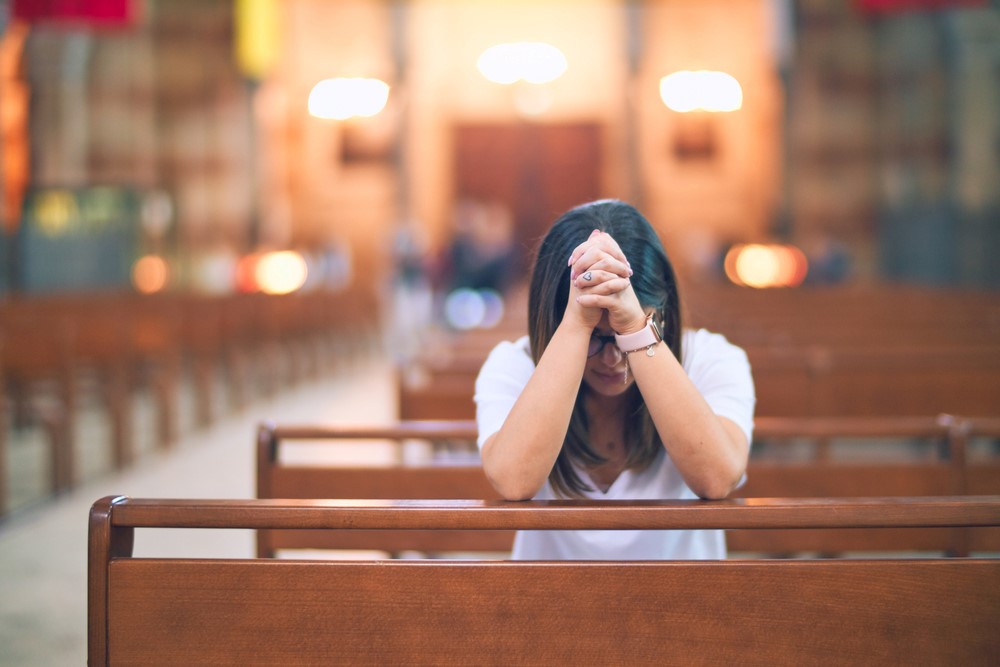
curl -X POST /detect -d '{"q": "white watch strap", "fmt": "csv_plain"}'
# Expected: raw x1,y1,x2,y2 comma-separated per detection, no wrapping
615,318,659,353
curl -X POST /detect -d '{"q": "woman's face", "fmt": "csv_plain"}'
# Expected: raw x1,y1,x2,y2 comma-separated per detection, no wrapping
582,312,633,398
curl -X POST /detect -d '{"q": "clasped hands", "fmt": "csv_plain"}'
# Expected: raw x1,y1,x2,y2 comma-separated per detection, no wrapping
566,229,648,335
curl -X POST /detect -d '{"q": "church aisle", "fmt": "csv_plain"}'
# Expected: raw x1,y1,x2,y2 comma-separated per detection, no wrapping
0,357,397,667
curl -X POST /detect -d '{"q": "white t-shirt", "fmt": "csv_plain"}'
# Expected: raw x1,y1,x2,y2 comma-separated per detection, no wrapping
474,329,755,560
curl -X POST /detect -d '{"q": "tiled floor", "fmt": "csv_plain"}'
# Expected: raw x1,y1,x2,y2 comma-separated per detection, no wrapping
0,357,397,666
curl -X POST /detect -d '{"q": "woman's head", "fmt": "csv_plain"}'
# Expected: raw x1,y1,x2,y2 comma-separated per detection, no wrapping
525,199,684,496
527,199,681,363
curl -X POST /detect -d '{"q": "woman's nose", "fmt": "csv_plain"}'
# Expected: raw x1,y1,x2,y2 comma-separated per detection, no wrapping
599,341,624,365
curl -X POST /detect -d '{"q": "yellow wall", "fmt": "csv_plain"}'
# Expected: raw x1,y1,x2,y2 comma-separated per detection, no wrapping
268,0,780,280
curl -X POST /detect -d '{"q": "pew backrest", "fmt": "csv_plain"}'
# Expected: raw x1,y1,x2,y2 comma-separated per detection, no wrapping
256,420,507,556
90,495,1000,666
396,342,1000,421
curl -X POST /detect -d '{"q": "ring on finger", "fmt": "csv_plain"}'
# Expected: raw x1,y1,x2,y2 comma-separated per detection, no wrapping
582,271,593,281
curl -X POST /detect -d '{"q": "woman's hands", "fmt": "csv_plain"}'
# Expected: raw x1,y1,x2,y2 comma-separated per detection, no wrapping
566,230,648,334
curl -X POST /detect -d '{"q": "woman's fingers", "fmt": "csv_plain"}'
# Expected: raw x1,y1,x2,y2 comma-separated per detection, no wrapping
568,231,632,280
570,246,632,281
567,230,641,327
567,229,601,267
574,268,629,291
574,271,646,332
568,231,628,268
575,276,632,297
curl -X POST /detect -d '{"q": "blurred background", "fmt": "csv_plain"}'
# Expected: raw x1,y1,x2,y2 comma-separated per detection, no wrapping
1,0,999,511
4,0,999,299
1,2,999,663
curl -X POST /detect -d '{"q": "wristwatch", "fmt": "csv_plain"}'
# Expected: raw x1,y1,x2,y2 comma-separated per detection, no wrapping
614,315,662,356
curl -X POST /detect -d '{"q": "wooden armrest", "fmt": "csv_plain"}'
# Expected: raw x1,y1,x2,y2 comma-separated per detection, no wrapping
262,420,479,442
753,415,952,439
102,495,1000,531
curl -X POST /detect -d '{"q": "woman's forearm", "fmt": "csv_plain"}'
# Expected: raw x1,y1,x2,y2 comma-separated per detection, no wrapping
628,342,749,499
481,324,591,499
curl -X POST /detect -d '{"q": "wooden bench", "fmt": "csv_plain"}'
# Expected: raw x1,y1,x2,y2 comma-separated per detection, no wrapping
397,367,478,421
0,288,381,518
255,420,505,557
89,495,1000,666
684,283,1000,349
255,416,1000,558
733,415,1000,554
396,283,1000,421
747,344,1000,418
1,306,79,504
396,342,1000,421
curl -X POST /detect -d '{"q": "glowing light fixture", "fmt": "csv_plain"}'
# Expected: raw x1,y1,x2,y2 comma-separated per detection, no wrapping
443,288,507,330
444,288,486,330
477,42,567,85
192,251,237,295
660,70,743,112
308,77,390,120
32,189,77,236
255,250,308,295
131,255,170,294
724,243,808,289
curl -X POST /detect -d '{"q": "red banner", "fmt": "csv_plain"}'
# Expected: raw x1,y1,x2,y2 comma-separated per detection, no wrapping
12,0,132,26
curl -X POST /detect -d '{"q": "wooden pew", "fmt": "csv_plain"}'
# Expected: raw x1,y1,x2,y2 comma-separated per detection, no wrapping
397,367,477,421
0,293,184,481
748,344,1000,418
0,339,6,517
955,416,1000,553
395,319,518,421
733,415,975,554
126,295,183,450
255,420,504,557
684,283,1000,349
255,416,1000,558
175,287,381,421
396,342,1000,421
0,305,78,497
397,283,1000,421
0,287,381,517
90,495,1000,666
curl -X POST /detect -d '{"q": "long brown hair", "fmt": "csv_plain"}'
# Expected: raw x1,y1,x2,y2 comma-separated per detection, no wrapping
527,200,683,497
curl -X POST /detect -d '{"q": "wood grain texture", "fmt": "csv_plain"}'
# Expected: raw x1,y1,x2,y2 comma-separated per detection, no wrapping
105,558,1000,666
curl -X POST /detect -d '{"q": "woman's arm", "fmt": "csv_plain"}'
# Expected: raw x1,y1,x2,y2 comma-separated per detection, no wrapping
573,233,750,499
479,322,591,500
626,342,749,499
480,231,634,500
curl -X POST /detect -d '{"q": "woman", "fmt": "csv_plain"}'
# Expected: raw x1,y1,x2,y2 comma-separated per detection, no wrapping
474,199,755,559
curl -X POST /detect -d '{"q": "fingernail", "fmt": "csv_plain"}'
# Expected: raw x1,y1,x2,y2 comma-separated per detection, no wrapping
568,254,573,266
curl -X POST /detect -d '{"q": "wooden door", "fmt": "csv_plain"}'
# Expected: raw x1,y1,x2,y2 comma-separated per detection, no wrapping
453,122,603,257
